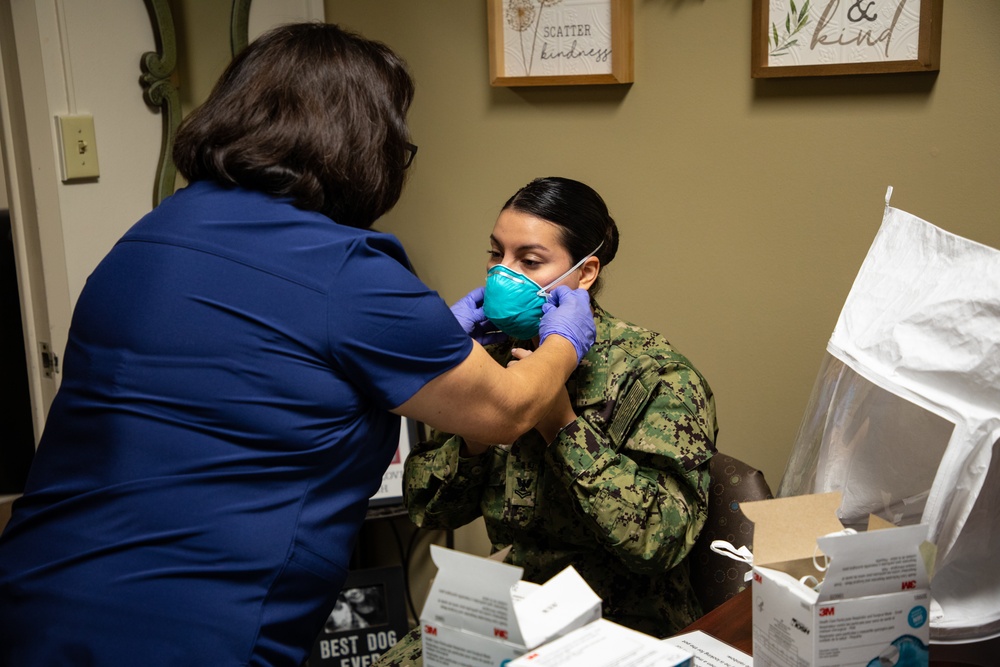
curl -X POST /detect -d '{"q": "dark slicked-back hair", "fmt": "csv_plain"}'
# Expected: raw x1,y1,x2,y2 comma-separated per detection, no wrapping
172,22,414,228
502,177,620,296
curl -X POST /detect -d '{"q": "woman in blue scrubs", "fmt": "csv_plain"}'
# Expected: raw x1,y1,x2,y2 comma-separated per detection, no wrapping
0,23,594,666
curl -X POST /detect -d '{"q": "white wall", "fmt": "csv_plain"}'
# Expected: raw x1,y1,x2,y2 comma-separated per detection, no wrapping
2,0,162,433
45,1,164,305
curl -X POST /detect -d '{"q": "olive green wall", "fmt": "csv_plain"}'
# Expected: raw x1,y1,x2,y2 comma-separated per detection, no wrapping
134,0,1000,626
326,0,1000,491
169,0,236,115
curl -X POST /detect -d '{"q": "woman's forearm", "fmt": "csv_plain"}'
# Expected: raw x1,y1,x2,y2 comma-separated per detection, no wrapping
392,336,579,445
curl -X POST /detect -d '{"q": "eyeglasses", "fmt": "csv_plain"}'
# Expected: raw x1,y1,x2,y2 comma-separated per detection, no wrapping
403,142,418,169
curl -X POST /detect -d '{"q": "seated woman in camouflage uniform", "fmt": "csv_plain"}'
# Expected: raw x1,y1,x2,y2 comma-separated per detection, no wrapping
374,177,718,667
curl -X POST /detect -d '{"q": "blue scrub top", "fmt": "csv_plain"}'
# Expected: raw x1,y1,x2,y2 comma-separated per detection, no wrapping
0,181,472,666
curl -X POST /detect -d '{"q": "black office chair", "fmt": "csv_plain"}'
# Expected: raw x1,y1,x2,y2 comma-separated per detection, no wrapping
688,452,773,614
929,635,999,667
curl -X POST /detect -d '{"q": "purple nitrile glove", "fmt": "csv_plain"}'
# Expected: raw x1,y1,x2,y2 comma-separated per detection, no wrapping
450,286,508,346
538,286,596,363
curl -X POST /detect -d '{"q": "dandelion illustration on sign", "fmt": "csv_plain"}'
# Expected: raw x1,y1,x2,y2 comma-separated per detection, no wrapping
505,0,562,76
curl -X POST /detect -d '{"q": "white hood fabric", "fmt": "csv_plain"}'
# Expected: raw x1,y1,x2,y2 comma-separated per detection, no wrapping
779,188,1000,642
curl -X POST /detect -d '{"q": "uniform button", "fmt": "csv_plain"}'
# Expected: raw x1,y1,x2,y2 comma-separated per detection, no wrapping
471,466,483,475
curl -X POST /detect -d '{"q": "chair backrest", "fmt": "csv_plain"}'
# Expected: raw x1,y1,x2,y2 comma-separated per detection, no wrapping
688,452,773,614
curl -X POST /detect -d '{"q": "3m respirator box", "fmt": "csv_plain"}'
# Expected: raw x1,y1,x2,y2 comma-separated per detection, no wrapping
420,545,602,667
741,493,934,667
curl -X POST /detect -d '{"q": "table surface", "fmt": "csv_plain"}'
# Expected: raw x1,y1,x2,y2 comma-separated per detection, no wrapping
680,587,754,656
678,587,982,667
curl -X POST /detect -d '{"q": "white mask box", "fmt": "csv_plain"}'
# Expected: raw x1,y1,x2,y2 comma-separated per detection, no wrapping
420,545,602,667
741,492,935,667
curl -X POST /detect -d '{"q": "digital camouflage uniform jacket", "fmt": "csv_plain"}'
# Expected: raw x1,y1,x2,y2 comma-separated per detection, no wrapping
404,301,718,640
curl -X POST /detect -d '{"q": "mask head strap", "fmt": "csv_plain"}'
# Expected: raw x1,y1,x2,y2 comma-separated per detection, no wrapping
537,241,604,297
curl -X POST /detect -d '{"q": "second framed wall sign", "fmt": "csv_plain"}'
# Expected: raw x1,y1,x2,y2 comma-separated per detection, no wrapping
487,0,634,87
751,0,942,78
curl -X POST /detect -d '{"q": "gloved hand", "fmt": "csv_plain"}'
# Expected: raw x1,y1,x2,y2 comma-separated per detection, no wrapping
450,286,507,346
538,286,596,363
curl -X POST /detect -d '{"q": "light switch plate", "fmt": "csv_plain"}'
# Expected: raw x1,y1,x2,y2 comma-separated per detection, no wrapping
56,114,100,181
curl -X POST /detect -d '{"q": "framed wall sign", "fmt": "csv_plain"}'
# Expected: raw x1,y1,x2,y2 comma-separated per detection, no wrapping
487,0,634,87
751,0,942,78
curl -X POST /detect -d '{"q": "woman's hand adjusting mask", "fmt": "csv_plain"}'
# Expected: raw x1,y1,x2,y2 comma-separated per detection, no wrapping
538,286,596,363
449,286,507,346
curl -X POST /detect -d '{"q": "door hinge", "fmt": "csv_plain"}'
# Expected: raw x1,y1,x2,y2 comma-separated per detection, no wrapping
39,341,60,378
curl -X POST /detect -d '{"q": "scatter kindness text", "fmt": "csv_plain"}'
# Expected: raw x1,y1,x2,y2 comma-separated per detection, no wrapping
540,38,611,64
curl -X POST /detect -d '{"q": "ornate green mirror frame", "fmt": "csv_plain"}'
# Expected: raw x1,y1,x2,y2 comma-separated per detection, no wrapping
140,0,252,207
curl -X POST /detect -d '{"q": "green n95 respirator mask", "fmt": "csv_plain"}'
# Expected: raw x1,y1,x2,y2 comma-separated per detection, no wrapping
482,243,602,340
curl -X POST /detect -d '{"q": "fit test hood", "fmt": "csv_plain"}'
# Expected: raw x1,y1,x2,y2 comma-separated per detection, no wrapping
779,187,1000,643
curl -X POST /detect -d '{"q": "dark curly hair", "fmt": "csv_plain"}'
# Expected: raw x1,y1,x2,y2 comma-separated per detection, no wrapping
172,22,414,229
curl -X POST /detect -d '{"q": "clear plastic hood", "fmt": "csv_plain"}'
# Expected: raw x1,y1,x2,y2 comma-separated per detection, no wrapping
777,189,1000,642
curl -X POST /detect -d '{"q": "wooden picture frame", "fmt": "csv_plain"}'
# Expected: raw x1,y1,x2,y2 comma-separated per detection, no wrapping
487,0,633,87
751,0,942,79
307,566,410,666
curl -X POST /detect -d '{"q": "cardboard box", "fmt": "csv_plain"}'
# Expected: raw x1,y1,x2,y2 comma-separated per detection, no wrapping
420,545,602,667
506,618,693,667
741,493,934,667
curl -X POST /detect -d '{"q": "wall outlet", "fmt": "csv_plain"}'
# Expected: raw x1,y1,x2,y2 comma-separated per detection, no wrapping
56,114,100,181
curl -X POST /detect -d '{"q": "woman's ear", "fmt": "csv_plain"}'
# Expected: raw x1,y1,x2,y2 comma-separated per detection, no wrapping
577,256,601,291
